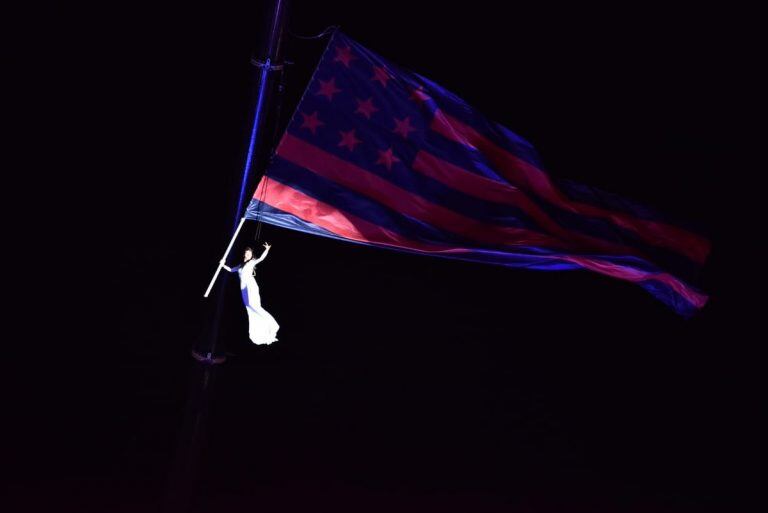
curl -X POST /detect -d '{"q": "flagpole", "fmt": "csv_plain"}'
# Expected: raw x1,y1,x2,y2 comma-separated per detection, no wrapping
203,216,246,298
172,2,290,508
195,0,289,363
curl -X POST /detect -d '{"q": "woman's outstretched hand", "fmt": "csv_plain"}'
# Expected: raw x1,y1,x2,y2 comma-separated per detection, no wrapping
263,242,272,251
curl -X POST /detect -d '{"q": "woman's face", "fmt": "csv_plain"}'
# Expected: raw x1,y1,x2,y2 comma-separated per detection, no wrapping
244,249,253,261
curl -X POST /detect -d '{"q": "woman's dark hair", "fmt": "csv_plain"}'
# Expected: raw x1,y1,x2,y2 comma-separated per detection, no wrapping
243,246,255,259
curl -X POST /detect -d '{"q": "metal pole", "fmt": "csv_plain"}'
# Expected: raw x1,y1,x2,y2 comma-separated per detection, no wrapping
198,0,289,360
232,0,288,229
171,7,290,511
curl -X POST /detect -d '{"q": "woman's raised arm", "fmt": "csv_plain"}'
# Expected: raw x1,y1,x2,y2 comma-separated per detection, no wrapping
253,242,272,264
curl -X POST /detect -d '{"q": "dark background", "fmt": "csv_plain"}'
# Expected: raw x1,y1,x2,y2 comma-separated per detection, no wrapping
7,1,765,511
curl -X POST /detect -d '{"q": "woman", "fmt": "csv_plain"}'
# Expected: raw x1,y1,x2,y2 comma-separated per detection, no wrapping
222,242,279,345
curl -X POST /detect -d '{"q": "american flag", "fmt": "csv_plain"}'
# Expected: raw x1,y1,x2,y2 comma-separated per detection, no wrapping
246,30,709,316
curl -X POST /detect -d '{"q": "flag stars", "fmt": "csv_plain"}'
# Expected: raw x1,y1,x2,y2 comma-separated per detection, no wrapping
371,66,392,87
392,116,417,139
316,77,342,101
354,97,379,119
333,45,356,67
338,129,362,152
375,147,400,170
299,111,324,135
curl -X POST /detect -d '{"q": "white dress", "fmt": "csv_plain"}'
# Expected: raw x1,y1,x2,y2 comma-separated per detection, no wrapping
227,250,279,345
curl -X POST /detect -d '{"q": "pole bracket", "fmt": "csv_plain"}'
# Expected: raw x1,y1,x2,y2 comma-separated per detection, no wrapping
250,58,293,71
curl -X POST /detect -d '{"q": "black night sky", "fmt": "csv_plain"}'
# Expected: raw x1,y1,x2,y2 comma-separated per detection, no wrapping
7,1,764,512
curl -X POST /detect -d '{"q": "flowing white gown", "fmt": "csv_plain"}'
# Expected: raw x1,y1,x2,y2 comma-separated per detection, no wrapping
227,249,279,345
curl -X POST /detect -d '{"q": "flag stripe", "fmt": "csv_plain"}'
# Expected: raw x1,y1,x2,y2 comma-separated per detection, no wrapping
420,131,701,279
266,155,481,247
430,109,711,264
253,176,473,253
558,256,707,309
265,155,666,274
251,181,575,269
278,133,683,260
412,149,661,261
249,178,707,313
413,144,703,281
279,135,701,281
277,134,596,252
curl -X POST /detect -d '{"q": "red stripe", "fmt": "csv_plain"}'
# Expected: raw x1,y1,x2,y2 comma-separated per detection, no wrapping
255,177,708,309
430,110,711,265
276,134,637,255
560,256,709,309
413,150,653,261
253,177,470,254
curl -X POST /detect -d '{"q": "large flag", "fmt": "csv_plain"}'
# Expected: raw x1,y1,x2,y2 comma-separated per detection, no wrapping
246,31,710,316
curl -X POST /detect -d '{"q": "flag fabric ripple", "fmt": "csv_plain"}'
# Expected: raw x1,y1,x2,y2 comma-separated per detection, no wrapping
246,31,710,316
